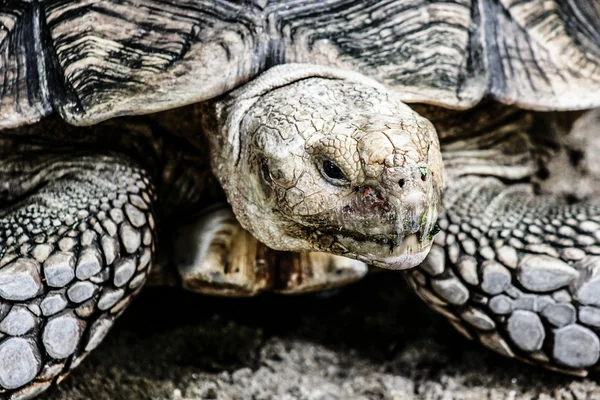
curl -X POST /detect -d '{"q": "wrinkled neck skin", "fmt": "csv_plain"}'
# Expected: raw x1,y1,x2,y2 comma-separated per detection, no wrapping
431,104,541,191
204,64,443,269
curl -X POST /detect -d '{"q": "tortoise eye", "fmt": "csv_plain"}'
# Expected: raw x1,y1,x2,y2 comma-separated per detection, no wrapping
319,158,349,185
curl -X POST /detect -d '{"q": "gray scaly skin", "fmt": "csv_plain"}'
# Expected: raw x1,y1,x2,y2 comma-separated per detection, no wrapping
411,175,600,374
0,65,599,399
407,106,600,375
0,150,156,396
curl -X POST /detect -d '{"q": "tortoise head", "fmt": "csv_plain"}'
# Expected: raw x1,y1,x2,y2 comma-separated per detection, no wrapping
207,65,443,269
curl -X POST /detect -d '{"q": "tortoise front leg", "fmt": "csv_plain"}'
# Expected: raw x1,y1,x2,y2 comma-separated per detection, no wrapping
0,150,156,396
172,206,368,296
407,174,600,376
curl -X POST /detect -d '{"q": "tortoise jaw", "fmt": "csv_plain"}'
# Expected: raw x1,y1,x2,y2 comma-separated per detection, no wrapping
306,223,435,270
331,232,433,270
362,233,433,270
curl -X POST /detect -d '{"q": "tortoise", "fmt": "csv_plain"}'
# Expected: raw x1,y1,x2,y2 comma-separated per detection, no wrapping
1,0,600,397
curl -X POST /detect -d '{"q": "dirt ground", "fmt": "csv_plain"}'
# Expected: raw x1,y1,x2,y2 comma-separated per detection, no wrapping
39,273,600,400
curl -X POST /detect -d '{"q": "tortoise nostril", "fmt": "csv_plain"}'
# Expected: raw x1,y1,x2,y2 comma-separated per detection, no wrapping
398,179,405,188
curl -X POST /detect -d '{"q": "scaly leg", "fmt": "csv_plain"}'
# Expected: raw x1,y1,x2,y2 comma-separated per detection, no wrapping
408,174,600,376
172,207,368,296
0,149,156,396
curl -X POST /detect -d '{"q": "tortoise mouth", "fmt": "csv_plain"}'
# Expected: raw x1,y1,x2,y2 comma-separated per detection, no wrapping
359,233,432,270
302,225,434,270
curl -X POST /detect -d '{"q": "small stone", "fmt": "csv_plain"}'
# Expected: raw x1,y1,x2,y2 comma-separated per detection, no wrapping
457,256,479,285
43,252,76,288
431,275,469,305
113,257,136,287
0,306,36,336
489,295,514,315
507,310,545,352
480,261,511,295
125,204,147,228
578,306,600,327
120,223,141,254
554,325,600,368
460,307,495,330
67,281,97,303
542,303,576,327
517,255,578,292
98,288,125,310
43,312,85,359
40,292,68,316
75,247,103,280
496,246,518,268
0,338,41,389
0,258,43,301
421,245,444,276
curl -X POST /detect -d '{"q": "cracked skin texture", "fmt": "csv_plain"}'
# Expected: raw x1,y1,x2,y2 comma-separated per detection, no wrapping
208,76,443,269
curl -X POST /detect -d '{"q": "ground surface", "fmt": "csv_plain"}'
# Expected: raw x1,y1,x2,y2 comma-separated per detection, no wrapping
39,273,600,400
